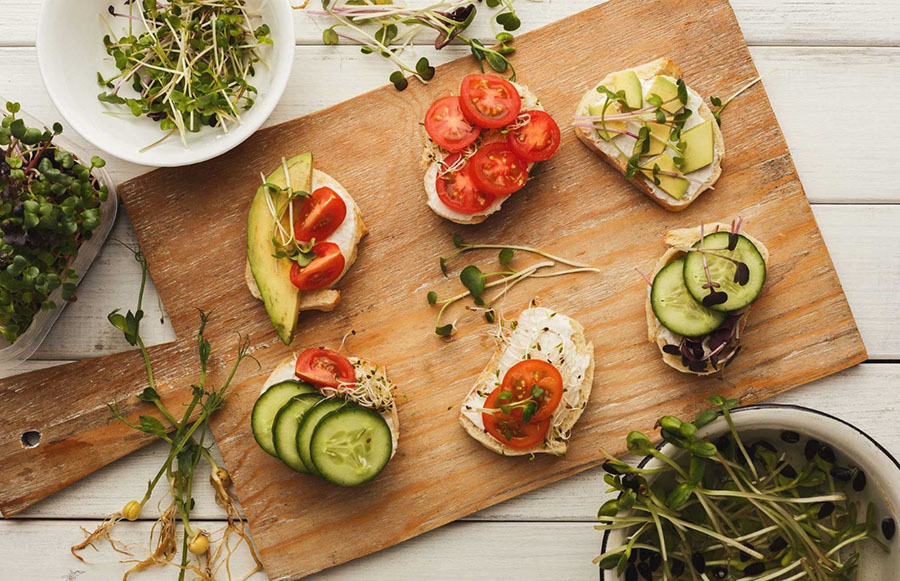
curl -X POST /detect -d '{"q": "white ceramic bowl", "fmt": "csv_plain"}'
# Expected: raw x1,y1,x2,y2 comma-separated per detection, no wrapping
600,404,900,579
36,0,294,167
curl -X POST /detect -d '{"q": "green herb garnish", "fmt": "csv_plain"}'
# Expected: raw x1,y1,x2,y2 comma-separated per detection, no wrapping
427,235,600,336
308,1,520,90
0,102,109,344
98,0,273,148
595,396,890,579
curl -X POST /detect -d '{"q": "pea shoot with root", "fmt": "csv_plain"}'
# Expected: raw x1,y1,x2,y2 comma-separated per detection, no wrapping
595,396,890,580
71,247,263,581
427,234,600,336
305,0,520,90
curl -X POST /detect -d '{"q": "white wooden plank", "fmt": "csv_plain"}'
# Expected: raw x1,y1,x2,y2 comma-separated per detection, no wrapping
0,519,600,581
14,363,900,522
2,0,898,47
2,46,899,204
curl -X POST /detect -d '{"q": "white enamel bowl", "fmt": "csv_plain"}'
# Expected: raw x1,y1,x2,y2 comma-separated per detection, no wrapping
36,0,294,167
600,404,900,579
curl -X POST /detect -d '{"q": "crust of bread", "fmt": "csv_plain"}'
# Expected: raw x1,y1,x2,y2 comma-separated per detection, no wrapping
458,309,595,456
245,169,366,316
574,57,725,212
645,223,770,375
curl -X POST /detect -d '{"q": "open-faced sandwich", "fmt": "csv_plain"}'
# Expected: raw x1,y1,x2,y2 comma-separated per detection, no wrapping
647,220,768,375
459,304,594,456
250,347,399,486
422,74,561,224
574,57,724,211
247,154,366,344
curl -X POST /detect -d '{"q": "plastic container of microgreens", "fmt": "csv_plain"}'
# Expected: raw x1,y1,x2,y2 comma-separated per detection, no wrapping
0,98,118,374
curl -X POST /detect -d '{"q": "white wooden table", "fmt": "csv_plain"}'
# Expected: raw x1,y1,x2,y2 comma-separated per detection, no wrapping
2,1,899,578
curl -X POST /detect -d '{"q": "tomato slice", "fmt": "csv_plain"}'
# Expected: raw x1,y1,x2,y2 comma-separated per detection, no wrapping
293,187,347,243
500,360,564,422
459,74,521,129
289,241,345,291
295,348,355,388
482,384,551,449
506,110,561,162
424,96,481,153
435,153,496,214
468,142,529,196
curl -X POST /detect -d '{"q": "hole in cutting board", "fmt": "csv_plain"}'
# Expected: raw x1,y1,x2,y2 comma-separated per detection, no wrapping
21,431,41,448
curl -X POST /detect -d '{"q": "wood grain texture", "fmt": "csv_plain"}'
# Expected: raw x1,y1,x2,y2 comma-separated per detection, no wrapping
0,0,867,576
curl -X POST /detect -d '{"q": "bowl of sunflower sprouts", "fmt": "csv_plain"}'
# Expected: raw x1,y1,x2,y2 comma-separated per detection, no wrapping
597,398,899,580
37,0,295,167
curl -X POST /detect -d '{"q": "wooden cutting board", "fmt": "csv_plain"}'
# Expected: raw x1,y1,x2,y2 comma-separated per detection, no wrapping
0,0,866,576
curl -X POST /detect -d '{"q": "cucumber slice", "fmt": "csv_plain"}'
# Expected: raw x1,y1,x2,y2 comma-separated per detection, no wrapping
310,406,393,487
251,380,316,457
684,232,766,312
272,393,324,473
297,398,348,477
651,257,727,337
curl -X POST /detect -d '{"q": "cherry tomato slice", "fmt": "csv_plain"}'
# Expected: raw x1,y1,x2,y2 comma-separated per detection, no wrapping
468,142,529,196
506,110,561,162
459,74,521,129
424,96,481,153
295,348,355,388
435,153,496,214
500,360,564,422
293,187,347,243
483,384,551,449
289,242,345,291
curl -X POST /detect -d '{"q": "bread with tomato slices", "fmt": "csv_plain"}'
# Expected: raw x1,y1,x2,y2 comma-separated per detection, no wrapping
459,303,595,456
246,152,367,345
422,74,561,225
574,58,725,212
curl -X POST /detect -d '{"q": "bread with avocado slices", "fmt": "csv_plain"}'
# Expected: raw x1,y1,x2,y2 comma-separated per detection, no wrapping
246,154,366,344
574,58,725,212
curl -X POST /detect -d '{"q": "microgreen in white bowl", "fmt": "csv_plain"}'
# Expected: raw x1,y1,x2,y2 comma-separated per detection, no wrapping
37,0,295,167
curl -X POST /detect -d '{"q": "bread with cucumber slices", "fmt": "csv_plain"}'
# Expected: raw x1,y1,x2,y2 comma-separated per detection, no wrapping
459,304,595,456
251,354,399,486
574,58,725,212
646,222,769,375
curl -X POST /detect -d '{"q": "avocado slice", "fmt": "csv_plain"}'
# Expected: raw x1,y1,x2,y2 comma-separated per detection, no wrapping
645,76,683,114
612,70,643,110
641,154,689,200
588,102,625,141
247,153,313,344
679,120,715,173
635,121,670,157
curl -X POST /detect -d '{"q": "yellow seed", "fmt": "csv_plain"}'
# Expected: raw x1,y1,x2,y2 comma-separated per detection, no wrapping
215,468,232,488
122,500,142,521
188,531,210,555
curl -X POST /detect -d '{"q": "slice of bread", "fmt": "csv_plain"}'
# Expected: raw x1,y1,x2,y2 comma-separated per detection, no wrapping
262,354,400,456
422,82,543,225
245,169,366,316
574,57,725,212
459,305,595,456
645,223,770,375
